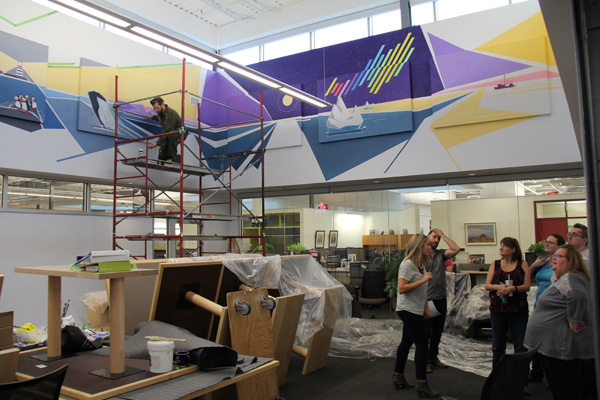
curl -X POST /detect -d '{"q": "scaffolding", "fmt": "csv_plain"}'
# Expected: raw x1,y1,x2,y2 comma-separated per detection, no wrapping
111,60,265,259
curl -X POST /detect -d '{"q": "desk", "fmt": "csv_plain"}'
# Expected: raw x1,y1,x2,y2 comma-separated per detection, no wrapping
326,269,349,285
14,265,157,377
16,348,279,400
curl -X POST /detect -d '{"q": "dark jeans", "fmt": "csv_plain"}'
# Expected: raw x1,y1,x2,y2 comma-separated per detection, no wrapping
425,298,447,361
395,310,428,380
539,354,596,400
489,312,528,368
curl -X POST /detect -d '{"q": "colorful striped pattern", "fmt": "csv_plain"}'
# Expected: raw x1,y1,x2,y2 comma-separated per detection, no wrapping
325,32,415,97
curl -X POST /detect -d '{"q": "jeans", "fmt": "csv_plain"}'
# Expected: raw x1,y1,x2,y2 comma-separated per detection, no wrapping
395,310,428,380
489,312,528,368
425,298,447,361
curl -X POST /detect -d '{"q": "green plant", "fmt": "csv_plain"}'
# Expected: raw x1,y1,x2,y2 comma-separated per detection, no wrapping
287,242,306,253
527,240,546,256
374,249,406,299
258,243,275,251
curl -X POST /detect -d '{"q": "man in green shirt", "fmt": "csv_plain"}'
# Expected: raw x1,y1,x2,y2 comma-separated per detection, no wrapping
145,97,182,162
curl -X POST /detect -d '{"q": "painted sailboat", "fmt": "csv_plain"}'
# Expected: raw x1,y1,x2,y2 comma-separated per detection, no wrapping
326,96,363,133
494,75,516,90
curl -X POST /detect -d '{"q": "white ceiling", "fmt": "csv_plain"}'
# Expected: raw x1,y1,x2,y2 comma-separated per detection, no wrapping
112,0,400,51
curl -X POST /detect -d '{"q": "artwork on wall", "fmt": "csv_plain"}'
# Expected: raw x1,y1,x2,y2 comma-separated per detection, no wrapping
329,230,338,248
315,230,325,249
465,223,497,246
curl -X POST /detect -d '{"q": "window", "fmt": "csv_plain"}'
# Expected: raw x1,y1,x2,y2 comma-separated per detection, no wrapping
314,18,369,49
7,177,83,211
372,9,402,36
436,0,509,21
264,33,311,61
90,184,146,214
224,46,260,66
153,191,200,213
52,180,84,211
411,1,435,26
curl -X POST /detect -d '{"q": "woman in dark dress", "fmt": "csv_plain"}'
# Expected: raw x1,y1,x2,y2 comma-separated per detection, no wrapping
484,237,531,367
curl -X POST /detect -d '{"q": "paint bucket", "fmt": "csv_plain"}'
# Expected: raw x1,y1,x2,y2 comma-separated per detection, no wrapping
147,341,174,373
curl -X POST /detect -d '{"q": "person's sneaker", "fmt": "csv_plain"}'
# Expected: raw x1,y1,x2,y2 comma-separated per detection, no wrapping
431,357,448,369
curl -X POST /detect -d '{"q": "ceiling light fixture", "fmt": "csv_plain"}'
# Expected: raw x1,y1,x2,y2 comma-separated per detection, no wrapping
280,87,329,108
217,62,282,89
43,0,332,108
131,26,219,64
49,0,130,27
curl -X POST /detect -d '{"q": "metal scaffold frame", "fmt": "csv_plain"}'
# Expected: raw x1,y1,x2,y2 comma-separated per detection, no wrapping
111,60,266,259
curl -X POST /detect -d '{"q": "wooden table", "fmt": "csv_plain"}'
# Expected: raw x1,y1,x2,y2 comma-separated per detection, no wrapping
14,265,157,378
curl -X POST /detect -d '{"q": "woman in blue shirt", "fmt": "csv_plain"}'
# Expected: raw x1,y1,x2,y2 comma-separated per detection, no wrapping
528,234,565,381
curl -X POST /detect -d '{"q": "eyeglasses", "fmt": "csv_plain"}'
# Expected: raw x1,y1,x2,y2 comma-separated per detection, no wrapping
567,232,582,238
552,254,566,259
544,240,558,245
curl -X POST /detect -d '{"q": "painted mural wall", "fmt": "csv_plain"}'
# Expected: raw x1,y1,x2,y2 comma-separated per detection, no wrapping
0,1,581,192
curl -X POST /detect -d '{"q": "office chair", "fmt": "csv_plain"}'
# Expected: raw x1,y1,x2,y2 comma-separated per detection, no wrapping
355,269,388,318
0,363,68,400
480,345,539,400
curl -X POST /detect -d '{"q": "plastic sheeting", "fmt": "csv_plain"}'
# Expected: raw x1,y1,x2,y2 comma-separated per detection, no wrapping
162,254,353,346
329,273,538,378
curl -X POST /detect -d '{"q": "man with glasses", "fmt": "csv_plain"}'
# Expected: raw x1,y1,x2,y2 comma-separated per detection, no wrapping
567,223,589,267
425,228,460,373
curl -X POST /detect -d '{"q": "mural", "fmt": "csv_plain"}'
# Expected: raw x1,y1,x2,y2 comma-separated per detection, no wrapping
0,1,582,190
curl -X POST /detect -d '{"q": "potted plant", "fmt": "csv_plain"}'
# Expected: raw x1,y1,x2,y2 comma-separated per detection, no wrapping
257,243,276,254
287,242,306,255
525,240,546,266
374,249,405,300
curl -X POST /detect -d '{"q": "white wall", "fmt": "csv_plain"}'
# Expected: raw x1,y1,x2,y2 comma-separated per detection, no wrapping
431,193,586,264
0,210,151,326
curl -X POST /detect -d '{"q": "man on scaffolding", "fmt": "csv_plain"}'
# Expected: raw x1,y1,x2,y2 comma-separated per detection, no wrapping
145,97,183,163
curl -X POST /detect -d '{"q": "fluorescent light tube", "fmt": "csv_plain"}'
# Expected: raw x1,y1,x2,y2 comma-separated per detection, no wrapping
131,26,218,64
280,87,329,108
217,62,281,89
52,0,130,27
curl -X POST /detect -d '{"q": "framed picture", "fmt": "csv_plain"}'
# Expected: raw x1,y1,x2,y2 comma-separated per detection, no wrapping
329,230,338,248
315,230,325,249
465,223,497,245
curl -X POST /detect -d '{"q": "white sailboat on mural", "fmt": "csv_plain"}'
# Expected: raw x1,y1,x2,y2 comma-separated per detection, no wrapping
326,95,363,133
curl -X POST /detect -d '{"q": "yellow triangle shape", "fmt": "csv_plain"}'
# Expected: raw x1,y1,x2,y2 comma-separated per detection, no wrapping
475,12,556,67
431,89,536,148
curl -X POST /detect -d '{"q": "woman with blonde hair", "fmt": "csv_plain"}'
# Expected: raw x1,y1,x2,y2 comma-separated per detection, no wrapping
392,234,439,398
525,244,594,400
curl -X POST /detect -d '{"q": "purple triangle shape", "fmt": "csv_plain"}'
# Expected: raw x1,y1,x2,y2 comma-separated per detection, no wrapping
428,33,531,88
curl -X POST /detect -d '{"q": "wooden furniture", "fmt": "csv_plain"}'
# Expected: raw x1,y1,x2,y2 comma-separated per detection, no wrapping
362,234,414,251
0,348,19,383
14,265,157,377
271,293,305,385
0,311,13,350
16,346,278,400
292,285,344,375
227,288,275,359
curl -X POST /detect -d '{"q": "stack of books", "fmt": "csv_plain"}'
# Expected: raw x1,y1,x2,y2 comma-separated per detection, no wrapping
72,250,132,272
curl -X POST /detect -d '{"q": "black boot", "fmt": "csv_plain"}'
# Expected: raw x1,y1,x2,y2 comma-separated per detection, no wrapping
392,373,414,389
416,380,440,398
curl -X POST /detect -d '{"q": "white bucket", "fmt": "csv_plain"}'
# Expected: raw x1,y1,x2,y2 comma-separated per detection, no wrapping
147,341,175,373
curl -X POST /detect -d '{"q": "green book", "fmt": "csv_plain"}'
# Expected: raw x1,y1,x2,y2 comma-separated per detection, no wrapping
85,260,132,273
